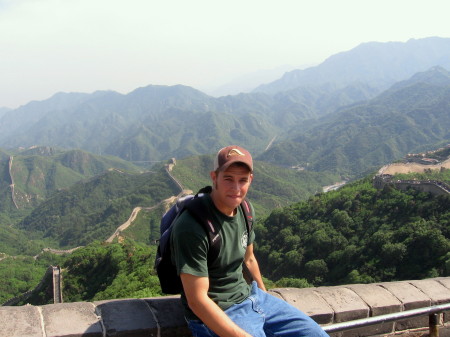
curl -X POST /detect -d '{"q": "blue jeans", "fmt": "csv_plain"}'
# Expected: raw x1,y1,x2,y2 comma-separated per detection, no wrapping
187,282,328,337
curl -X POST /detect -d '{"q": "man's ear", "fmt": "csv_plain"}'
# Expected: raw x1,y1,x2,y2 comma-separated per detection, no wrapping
210,170,217,185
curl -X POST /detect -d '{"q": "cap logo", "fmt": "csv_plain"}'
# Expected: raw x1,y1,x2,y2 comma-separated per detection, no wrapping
227,149,245,157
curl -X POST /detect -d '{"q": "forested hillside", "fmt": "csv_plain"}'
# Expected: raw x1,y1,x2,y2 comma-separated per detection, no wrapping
256,177,450,287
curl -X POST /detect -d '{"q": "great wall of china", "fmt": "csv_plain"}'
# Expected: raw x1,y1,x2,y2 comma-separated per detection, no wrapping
373,157,450,196
3,155,449,307
2,266,56,306
2,156,450,336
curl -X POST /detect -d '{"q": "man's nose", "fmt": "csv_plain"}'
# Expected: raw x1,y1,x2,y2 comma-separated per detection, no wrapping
231,181,240,191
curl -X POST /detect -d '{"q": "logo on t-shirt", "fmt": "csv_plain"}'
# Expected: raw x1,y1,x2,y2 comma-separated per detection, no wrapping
241,231,248,250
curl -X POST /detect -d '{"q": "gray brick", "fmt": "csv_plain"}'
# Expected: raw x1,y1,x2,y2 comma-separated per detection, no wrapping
41,302,102,337
270,287,333,324
378,281,431,331
95,298,157,337
0,305,43,337
145,296,191,337
345,284,402,335
314,286,369,322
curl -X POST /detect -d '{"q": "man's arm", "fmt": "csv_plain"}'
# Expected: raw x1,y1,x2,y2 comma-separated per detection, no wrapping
244,243,266,291
180,273,252,337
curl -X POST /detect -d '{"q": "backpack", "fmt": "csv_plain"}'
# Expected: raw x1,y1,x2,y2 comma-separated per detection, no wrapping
154,186,254,294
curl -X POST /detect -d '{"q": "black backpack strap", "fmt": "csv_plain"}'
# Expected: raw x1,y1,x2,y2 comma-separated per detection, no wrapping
184,196,222,264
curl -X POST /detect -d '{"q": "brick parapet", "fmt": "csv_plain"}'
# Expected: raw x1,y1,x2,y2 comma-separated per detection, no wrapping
1,277,450,337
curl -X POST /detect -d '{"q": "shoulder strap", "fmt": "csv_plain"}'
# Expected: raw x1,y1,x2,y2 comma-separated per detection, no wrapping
239,198,254,284
184,196,222,263
240,199,253,240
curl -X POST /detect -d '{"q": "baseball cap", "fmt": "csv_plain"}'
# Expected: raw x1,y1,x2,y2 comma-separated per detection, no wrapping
213,145,253,172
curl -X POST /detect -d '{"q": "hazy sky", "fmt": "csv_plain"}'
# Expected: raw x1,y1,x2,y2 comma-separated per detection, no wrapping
1,0,449,109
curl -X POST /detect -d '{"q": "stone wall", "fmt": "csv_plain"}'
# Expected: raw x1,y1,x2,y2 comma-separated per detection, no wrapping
2,266,54,307
392,180,450,196
373,174,450,196
2,277,450,337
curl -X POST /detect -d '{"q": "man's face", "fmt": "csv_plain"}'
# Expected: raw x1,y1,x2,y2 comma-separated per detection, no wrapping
210,164,253,216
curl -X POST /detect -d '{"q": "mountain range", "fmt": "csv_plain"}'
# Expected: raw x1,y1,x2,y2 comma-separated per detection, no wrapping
260,66,450,176
0,36,449,179
254,36,450,94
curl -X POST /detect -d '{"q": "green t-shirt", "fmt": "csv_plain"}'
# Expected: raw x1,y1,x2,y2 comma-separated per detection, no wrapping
170,194,255,320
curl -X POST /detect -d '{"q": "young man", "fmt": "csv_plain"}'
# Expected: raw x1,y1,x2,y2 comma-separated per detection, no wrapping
171,145,328,337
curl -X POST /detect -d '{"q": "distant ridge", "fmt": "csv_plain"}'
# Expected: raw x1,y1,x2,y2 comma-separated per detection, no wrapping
0,107,10,118
253,37,450,94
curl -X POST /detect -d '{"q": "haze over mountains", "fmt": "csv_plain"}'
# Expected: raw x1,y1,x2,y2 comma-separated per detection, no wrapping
254,37,450,94
206,64,301,97
1,36,449,179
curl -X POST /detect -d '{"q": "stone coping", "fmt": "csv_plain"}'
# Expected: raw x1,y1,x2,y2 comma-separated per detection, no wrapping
1,277,450,337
